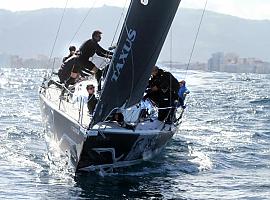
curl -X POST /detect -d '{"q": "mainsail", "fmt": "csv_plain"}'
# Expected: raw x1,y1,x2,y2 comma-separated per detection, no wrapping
91,0,181,126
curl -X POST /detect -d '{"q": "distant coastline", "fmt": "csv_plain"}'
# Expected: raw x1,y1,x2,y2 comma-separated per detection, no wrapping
1,52,270,74
162,52,270,74
1,7,269,64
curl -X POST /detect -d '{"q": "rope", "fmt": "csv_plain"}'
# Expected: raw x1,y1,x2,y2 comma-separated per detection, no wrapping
47,0,69,76
96,0,129,95
169,24,173,107
170,25,173,69
95,0,131,113
110,0,129,46
68,0,98,46
184,0,208,80
176,0,208,117
69,0,128,68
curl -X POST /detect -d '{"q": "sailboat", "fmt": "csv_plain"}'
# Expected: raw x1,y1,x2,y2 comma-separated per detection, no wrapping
39,0,182,172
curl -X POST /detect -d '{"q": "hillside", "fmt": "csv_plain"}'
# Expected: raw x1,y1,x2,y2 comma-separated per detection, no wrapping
0,7,269,63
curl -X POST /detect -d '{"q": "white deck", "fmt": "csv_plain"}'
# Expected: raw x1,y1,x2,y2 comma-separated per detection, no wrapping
43,84,92,128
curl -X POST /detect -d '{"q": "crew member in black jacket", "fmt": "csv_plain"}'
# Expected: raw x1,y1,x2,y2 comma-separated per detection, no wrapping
144,66,179,123
58,30,113,91
86,84,98,115
76,30,113,91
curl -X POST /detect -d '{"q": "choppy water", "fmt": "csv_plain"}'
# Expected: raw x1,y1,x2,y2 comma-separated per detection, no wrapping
0,67,269,199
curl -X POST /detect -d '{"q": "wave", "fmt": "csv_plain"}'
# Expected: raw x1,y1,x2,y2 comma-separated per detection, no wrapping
250,97,270,104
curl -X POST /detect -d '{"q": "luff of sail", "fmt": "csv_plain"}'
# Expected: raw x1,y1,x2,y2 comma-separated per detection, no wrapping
91,0,181,126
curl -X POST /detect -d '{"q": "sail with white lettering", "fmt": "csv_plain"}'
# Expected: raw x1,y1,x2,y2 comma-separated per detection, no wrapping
91,0,181,126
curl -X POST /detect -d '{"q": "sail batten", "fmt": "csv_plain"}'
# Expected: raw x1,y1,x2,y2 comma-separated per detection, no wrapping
91,0,181,127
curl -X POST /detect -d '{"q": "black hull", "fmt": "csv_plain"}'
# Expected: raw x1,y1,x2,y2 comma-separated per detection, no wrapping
40,92,175,172
78,129,174,171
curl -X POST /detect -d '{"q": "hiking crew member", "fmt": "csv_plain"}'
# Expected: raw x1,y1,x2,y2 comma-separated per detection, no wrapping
58,30,113,91
76,30,113,91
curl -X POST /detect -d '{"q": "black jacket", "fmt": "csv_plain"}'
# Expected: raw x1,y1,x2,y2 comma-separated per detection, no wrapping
78,39,113,61
149,69,179,94
87,94,98,114
145,68,179,105
62,54,74,63
58,57,77,83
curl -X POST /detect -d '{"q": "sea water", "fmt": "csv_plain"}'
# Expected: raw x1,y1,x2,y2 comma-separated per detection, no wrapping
0,67,269,199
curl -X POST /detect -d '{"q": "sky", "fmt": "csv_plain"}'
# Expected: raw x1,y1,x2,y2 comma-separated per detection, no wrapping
0,0,270,20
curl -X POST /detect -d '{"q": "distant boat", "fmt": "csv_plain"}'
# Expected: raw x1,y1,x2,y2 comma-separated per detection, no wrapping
39,0,182,173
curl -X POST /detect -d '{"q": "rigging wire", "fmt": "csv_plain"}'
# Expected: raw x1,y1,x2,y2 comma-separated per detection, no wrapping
47,0,69,76
110,0,129,46
42,0,69,163
184,0,208,80
170,24,173,69
169,25,173,108
93,0,129,106
88,0,130,127
68,0,98,46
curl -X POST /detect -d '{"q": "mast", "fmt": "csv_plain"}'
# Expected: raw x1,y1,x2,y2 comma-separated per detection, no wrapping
91,0,181,127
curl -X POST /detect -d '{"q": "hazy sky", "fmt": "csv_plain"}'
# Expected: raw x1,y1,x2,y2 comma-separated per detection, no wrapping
0,0,270,20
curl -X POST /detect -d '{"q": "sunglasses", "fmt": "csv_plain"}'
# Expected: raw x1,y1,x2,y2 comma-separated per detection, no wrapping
88,87,95,90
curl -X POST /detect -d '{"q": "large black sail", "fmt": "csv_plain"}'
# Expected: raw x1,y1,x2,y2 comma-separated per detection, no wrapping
91,0,181,126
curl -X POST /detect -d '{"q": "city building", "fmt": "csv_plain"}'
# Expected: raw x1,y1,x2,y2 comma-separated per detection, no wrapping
208,52,270,73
